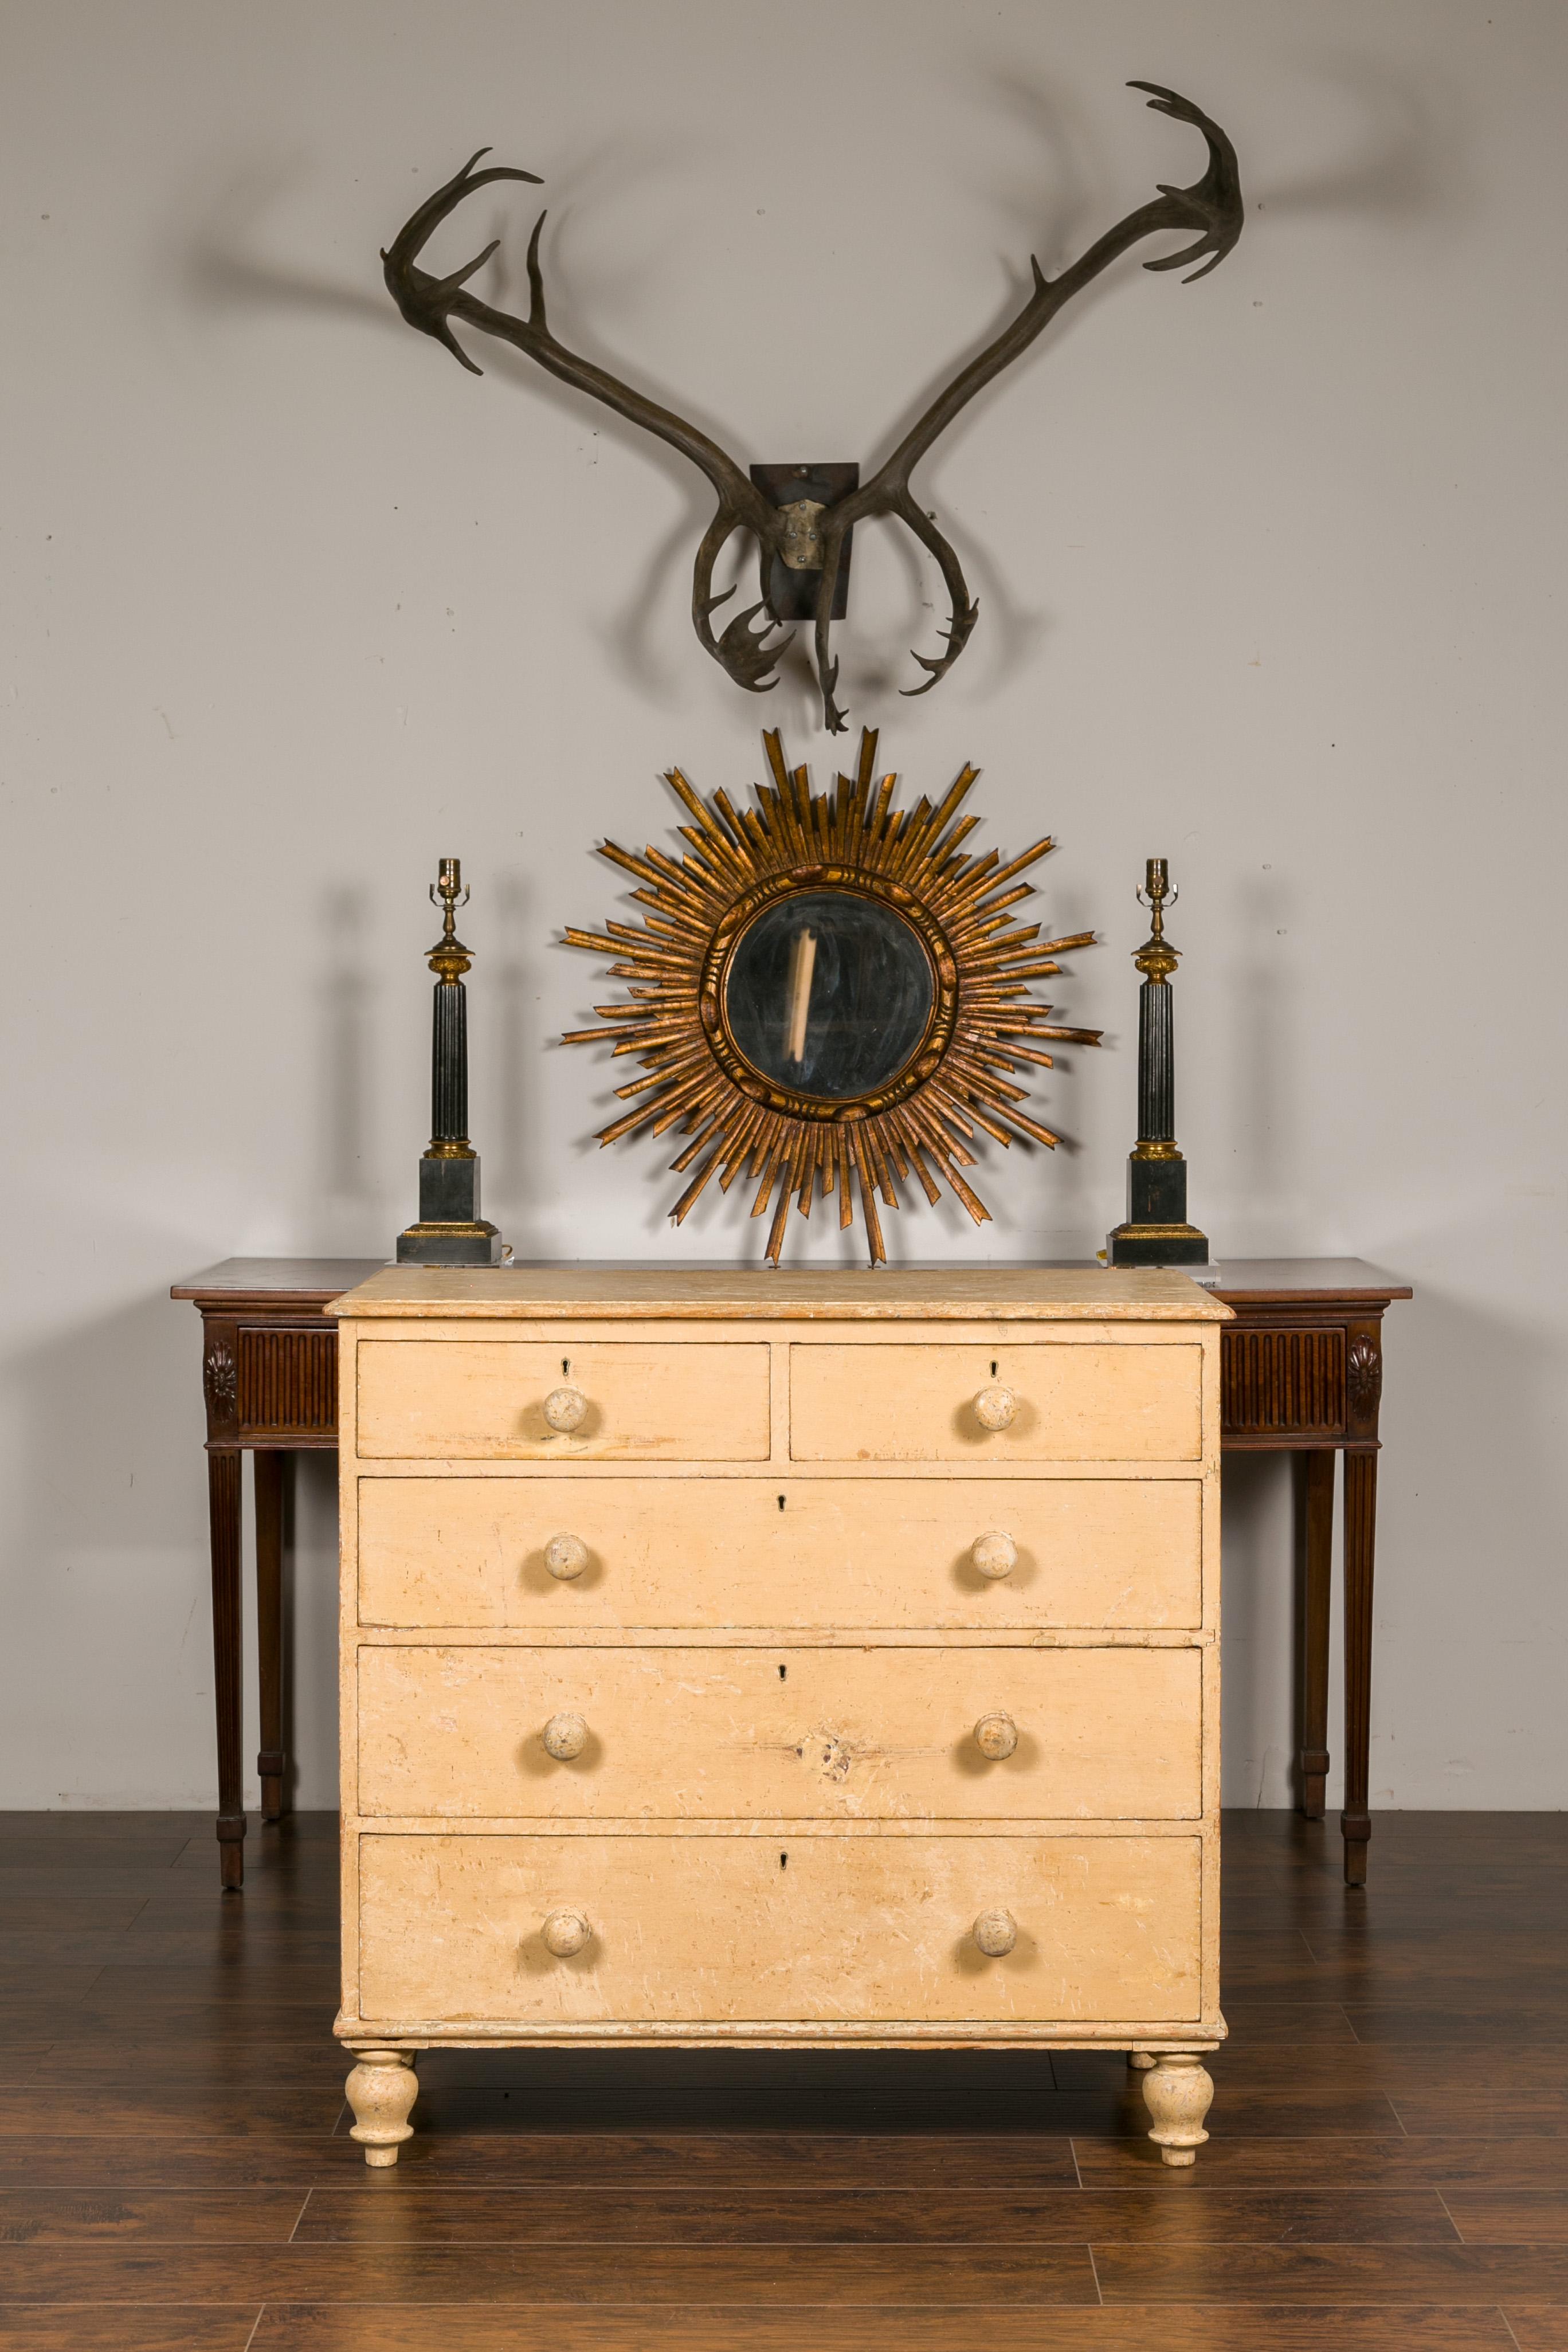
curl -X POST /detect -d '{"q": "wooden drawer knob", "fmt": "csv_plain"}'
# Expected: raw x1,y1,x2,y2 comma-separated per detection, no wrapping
973,1711,1018,1761
971,1530,1017,1580
543,1386,589,1434
542,1711,589,1761
541,1910,591,1957
973,1908,1017,1958
973,1383,1017,1432
544,1532,589,1581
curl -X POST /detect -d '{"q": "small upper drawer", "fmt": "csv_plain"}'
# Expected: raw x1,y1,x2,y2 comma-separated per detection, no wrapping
354,1339,771,1462
790,1342,1203,1463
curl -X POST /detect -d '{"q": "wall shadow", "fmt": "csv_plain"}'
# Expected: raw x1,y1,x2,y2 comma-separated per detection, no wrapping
319,884,380,1240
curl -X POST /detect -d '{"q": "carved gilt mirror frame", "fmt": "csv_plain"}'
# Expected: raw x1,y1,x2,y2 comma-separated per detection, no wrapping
563,730,1101,1265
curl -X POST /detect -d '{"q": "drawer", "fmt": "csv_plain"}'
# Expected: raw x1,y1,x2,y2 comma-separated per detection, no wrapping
356,1830,1202,2026
356,1644,1201,1821
790,1342,1202,1463
355,1339,770,1462
357,1475,1202,1631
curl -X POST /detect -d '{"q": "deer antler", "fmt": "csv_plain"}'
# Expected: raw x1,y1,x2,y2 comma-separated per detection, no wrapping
382,86,1242,732
382,148,791,696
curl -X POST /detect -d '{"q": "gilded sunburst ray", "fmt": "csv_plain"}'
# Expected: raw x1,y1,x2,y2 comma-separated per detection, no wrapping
562,729,1101,1265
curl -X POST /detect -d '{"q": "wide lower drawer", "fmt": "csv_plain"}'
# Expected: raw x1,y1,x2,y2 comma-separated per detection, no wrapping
790,1342,1203,1463
356,1644,1202,1821
356,1475,1202,1630
355,1339,770,1461
355,1832,1203,2025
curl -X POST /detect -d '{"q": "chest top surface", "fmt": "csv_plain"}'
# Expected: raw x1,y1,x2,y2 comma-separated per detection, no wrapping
329,1264,1231,1324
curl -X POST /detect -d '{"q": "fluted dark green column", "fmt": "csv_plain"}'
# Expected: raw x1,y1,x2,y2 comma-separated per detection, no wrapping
1136,967,1175,1149
431,977,469,1146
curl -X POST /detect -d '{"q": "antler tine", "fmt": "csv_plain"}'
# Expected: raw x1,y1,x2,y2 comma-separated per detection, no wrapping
693,500,791,695
809,527,847,735
382,149,543,268
381,150,546,374
891,494,979,699
382,153,787,694
806,494,978,726
1126,83,1244,282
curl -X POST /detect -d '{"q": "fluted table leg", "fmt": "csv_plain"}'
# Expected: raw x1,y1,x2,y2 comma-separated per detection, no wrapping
1341,1449,1379,1887
254,1451,288,1822
1299,1448,1334,1819
206,1449,245,1891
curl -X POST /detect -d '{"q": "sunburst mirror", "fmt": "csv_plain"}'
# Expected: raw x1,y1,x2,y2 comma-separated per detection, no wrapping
562,730,1101,1265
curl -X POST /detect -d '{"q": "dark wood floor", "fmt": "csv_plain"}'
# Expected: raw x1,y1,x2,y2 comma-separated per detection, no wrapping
1,1811,1567,2349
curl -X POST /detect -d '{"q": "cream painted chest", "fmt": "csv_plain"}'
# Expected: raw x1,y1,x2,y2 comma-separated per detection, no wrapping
331,1264,1230,2166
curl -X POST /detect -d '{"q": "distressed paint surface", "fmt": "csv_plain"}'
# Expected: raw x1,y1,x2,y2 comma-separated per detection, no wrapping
356,1473,1204,1632
789,1341,1204,1463
356,1831,1204,2027
355,1643,1202,1822
356,1339,771,1461
330,1267,1230,1323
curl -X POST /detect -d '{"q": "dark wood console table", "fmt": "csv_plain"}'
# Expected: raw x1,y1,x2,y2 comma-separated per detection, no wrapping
1212,1259,1412,1885
170,1260,379,1890
173,1256,1409,1890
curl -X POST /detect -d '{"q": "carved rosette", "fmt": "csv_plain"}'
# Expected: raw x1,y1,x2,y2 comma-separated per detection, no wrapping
203,1338,237,1423
1346,1333,1382,1417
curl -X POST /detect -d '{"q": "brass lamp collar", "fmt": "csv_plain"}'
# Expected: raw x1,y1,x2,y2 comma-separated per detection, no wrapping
1134,856,1180,982
428,857,473,979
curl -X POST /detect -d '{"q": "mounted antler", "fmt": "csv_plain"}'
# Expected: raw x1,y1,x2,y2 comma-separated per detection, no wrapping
383,83,1242,731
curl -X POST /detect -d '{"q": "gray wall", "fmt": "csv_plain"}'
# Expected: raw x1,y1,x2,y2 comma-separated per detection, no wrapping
3,0,1563,1813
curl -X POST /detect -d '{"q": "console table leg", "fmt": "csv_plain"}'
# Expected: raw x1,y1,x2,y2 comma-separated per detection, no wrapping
1341,1449,1378,1887
206,1449,245,1891
254,1451,288,1823
1299,1449,1334,1819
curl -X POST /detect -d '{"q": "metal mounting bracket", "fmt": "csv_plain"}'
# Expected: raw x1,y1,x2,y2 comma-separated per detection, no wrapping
750,462,859,622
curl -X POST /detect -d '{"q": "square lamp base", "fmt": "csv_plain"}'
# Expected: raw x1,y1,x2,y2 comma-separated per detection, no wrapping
396,1148,505,1267
1106,1221,1210,1269
396,1221,505,1267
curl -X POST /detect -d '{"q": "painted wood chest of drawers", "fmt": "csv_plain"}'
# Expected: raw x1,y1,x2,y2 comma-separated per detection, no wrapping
331,1264,1230,2166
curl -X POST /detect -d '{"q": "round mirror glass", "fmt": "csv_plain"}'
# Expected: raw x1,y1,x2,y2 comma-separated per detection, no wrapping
723,889,935,1100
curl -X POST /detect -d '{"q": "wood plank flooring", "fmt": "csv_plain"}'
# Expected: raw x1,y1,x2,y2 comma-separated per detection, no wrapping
0,1809,1565,2349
